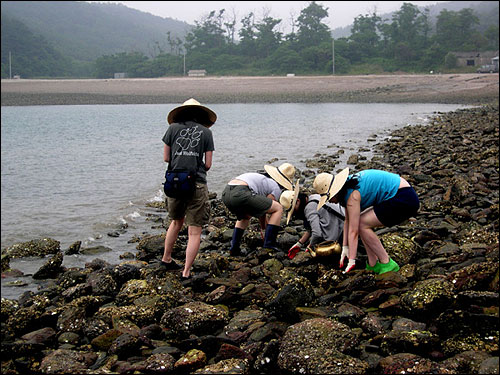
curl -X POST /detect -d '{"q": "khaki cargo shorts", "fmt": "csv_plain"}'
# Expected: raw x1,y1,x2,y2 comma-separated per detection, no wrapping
167,183,210,227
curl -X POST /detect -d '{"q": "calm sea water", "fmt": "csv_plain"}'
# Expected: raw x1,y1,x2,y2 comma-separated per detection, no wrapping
1,102,468,299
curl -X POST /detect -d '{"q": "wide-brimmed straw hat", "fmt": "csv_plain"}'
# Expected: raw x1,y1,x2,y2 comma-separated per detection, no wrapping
279,180,300,225
313,167,349,210
264,163,295,190
167,98,217,128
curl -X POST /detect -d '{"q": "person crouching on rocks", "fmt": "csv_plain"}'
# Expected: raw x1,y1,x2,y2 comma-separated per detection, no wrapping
221,163,296,255
280,182,345,259
313,168,419,274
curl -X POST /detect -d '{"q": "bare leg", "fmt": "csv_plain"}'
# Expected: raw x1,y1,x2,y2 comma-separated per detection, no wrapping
359,208,389,266
267,200,283,225
235,218,250,230
183,225,202,277
162,218,184,263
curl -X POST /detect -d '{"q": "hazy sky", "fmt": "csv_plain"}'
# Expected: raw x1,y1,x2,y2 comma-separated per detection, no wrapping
91,1,449,30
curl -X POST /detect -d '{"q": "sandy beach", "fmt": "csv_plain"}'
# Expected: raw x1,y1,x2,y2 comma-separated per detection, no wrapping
1,73,498,106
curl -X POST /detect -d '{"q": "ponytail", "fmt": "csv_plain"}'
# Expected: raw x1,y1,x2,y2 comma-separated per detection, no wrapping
336,176,359,206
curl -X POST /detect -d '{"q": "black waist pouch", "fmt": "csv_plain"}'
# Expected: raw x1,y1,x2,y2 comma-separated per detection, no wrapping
163,169,196,200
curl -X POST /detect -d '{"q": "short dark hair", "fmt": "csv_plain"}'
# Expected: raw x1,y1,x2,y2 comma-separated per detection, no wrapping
295,192,308,220
176,107,209,124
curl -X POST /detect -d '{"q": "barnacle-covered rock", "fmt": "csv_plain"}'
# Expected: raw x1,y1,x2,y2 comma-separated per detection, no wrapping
447,261,499,292
160,301,229,337
1,297,19,321
377,352,453,374
441,332,499,356
33,251,65,280
400,278,455,318
194,358,250,374
379,233,417,265
145,352,176,373
4,238,60,258
39,348,98,374
221,309,267,343
6,295,51,336
94,305,157,328
380,328,440,356
440,350,493,374
175,349,207,373
278,318,367,374
85,268,118,297
265,276,315,321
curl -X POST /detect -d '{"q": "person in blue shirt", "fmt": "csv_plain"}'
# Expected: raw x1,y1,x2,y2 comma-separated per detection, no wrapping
313,168,419,274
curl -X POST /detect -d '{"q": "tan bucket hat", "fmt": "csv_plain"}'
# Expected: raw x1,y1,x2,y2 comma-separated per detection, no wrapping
264,163,295,190
167,98,217,128
279,180,300,225
313,167,349,210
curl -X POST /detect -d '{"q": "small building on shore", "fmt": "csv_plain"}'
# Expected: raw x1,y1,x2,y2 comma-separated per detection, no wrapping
114,72,128,79
450,51,499,67
188,69,207,77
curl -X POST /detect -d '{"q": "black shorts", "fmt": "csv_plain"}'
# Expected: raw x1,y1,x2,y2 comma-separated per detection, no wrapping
373,187,420,227
221,184,273,220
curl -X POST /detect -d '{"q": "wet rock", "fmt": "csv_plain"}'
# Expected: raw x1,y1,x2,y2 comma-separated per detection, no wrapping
400,278,455,318
108,332,141,359
265,276,315,322
85,268,118,297
20,327,57,346
175,348,207,373
194,358,250,374
1,253,11,272
65,241,81,255
144,352,176,373
277,318,367,374
39,348,98,374
160,301,229,338
33,251,65,280
4,238,60,258
377,352,450,373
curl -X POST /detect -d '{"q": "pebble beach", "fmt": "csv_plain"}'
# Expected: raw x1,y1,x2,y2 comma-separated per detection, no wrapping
1,74,499,374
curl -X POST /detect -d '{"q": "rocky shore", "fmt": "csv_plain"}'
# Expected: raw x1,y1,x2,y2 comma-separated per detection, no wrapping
1,104,499,374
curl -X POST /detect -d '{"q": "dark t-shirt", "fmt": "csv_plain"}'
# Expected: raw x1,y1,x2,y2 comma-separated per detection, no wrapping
162,121,215,183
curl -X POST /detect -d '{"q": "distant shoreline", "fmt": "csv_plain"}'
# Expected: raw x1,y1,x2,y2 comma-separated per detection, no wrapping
1,73,498,106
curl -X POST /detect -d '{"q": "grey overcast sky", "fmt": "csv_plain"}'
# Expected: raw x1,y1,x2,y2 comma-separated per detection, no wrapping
88,1,449,30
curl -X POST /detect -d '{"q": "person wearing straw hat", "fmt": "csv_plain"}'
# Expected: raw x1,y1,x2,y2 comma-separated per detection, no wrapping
313,168,419,274
280,184,345,259
160,98,216,281
221,163,296,255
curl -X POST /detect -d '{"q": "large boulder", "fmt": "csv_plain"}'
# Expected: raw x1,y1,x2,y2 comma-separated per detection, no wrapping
277,318,367,374
161,301,229,338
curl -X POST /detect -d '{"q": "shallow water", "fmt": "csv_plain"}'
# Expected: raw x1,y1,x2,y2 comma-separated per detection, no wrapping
1,102,469,299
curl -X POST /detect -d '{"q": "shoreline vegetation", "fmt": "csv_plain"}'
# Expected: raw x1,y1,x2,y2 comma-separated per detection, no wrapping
1,73,499,106
1,75,499,374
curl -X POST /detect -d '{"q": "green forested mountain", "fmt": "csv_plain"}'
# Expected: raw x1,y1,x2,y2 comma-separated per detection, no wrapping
1,1,191,77
1,1,191,61
1,1,498,79
1,13,74,78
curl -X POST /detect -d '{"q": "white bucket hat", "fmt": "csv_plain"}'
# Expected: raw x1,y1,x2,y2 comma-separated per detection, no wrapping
264,163,295,190
167,98,217,128
279,180,300,225
313,167,349,210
